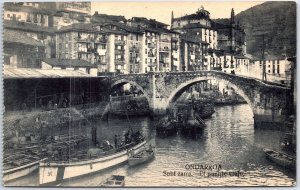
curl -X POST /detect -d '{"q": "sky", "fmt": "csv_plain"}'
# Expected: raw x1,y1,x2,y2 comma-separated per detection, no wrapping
91,1,264,25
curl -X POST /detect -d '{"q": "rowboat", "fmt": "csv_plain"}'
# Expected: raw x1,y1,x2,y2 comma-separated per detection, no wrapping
39,140,146,185
263,148,296,170
3,154,47,183
101,175,125,187
128,147,155,166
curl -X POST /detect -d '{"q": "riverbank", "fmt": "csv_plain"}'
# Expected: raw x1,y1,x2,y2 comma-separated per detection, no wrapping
3,101,109,147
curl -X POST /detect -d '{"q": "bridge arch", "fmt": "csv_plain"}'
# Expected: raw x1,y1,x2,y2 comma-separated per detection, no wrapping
167,75,254,111
110,79,151,104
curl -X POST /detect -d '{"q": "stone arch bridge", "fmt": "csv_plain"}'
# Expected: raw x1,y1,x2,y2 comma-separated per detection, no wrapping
103,71,292,127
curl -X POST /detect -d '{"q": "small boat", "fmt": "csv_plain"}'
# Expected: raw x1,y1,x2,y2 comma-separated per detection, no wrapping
101,175,125,187
3,153,47,183
156,117,177,138
263,148,296,170
128,146,155,166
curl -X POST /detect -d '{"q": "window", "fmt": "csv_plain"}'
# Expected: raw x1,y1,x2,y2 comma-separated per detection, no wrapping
145,58,147,64
145,49,147,54
136,34,139,41
7,14,10,17
277,62,280,73
130,34,133,40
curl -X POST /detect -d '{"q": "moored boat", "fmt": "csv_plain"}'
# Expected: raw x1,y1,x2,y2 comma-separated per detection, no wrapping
101,175,125,187
128,146,155,166
156,117,178,138
3,153,47,183
39,140,146,185
263,148,296,170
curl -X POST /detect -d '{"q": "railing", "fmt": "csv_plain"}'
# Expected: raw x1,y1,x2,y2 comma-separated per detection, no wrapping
148,43,156,48
94,38,107,43
115,40,126,45
115,49,125,54
160,38,171,43
148,53,156,57
171,37,178,42
115,59,126,65
159,47,171,52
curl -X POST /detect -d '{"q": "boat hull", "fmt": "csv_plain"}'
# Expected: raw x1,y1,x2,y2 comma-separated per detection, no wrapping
128,151,155,166
39,140,146,185
3,158,47,183
263,148,296,169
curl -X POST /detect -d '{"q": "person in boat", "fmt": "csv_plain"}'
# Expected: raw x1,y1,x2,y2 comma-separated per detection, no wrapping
114,135,118,149
147,144,153,153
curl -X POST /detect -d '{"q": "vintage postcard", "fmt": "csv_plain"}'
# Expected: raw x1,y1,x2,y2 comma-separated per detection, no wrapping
2,1,296,187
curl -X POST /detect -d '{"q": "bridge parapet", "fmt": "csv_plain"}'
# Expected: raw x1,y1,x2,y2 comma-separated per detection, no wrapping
105,71,292,128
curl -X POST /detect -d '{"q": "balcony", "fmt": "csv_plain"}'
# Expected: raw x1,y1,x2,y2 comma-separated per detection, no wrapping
76,37,92,43
115,59,126,65
172,45,178,50
148,53,156,57
148,43,156,49
160,38,171,43
159,47,170,52
94,38,107,44
115,40,126,45
129,47,140,53
96,60,107,65
171,37,178,42
115,49,125,54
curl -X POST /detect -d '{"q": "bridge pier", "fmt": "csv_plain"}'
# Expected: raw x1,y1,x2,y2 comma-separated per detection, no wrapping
148,97,169,115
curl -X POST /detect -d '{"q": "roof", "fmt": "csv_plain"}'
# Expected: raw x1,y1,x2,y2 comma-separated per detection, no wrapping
92,12,126,23
4,20,56,34
182,22,216,30
43,58,97,68
3,65,95,79
173,9,210,21
252,54,287,61
180,34,202,44
4,29,44,47
4,3,52,15
58,23,128,35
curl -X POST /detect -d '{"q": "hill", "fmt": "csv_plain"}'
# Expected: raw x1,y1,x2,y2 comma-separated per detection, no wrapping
236,1,296,58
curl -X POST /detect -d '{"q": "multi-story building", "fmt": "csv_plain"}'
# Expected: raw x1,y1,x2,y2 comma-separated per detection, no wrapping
252,55,291,85
171,32,181,71
3,28,45,68
171,7,218,50
56,23,109,71
158,31,172,72
179,34,204,71
4,20,56,59
4,2,51,27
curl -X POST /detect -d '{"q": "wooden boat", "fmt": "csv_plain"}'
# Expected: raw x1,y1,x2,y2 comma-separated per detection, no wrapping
3,153,47,183
156,117,177,138
263,148,296,170
101,175,125,187
128,147,155,166
39,140,146,185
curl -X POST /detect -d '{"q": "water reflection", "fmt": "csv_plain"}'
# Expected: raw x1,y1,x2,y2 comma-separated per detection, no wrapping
6,104,295,187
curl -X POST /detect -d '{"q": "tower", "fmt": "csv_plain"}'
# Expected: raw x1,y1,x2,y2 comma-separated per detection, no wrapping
230,8,236,53
230,8,235,25
171,11,174,25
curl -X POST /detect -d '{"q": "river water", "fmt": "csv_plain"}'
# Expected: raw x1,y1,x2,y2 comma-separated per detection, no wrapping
7,104,295,187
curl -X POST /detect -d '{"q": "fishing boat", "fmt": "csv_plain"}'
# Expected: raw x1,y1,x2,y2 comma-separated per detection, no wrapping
39,139,146,185
193,101,215,119
128,146,155,166
101,175,125,187
263,148,296,170
3,153,47,183
156,117,178,138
